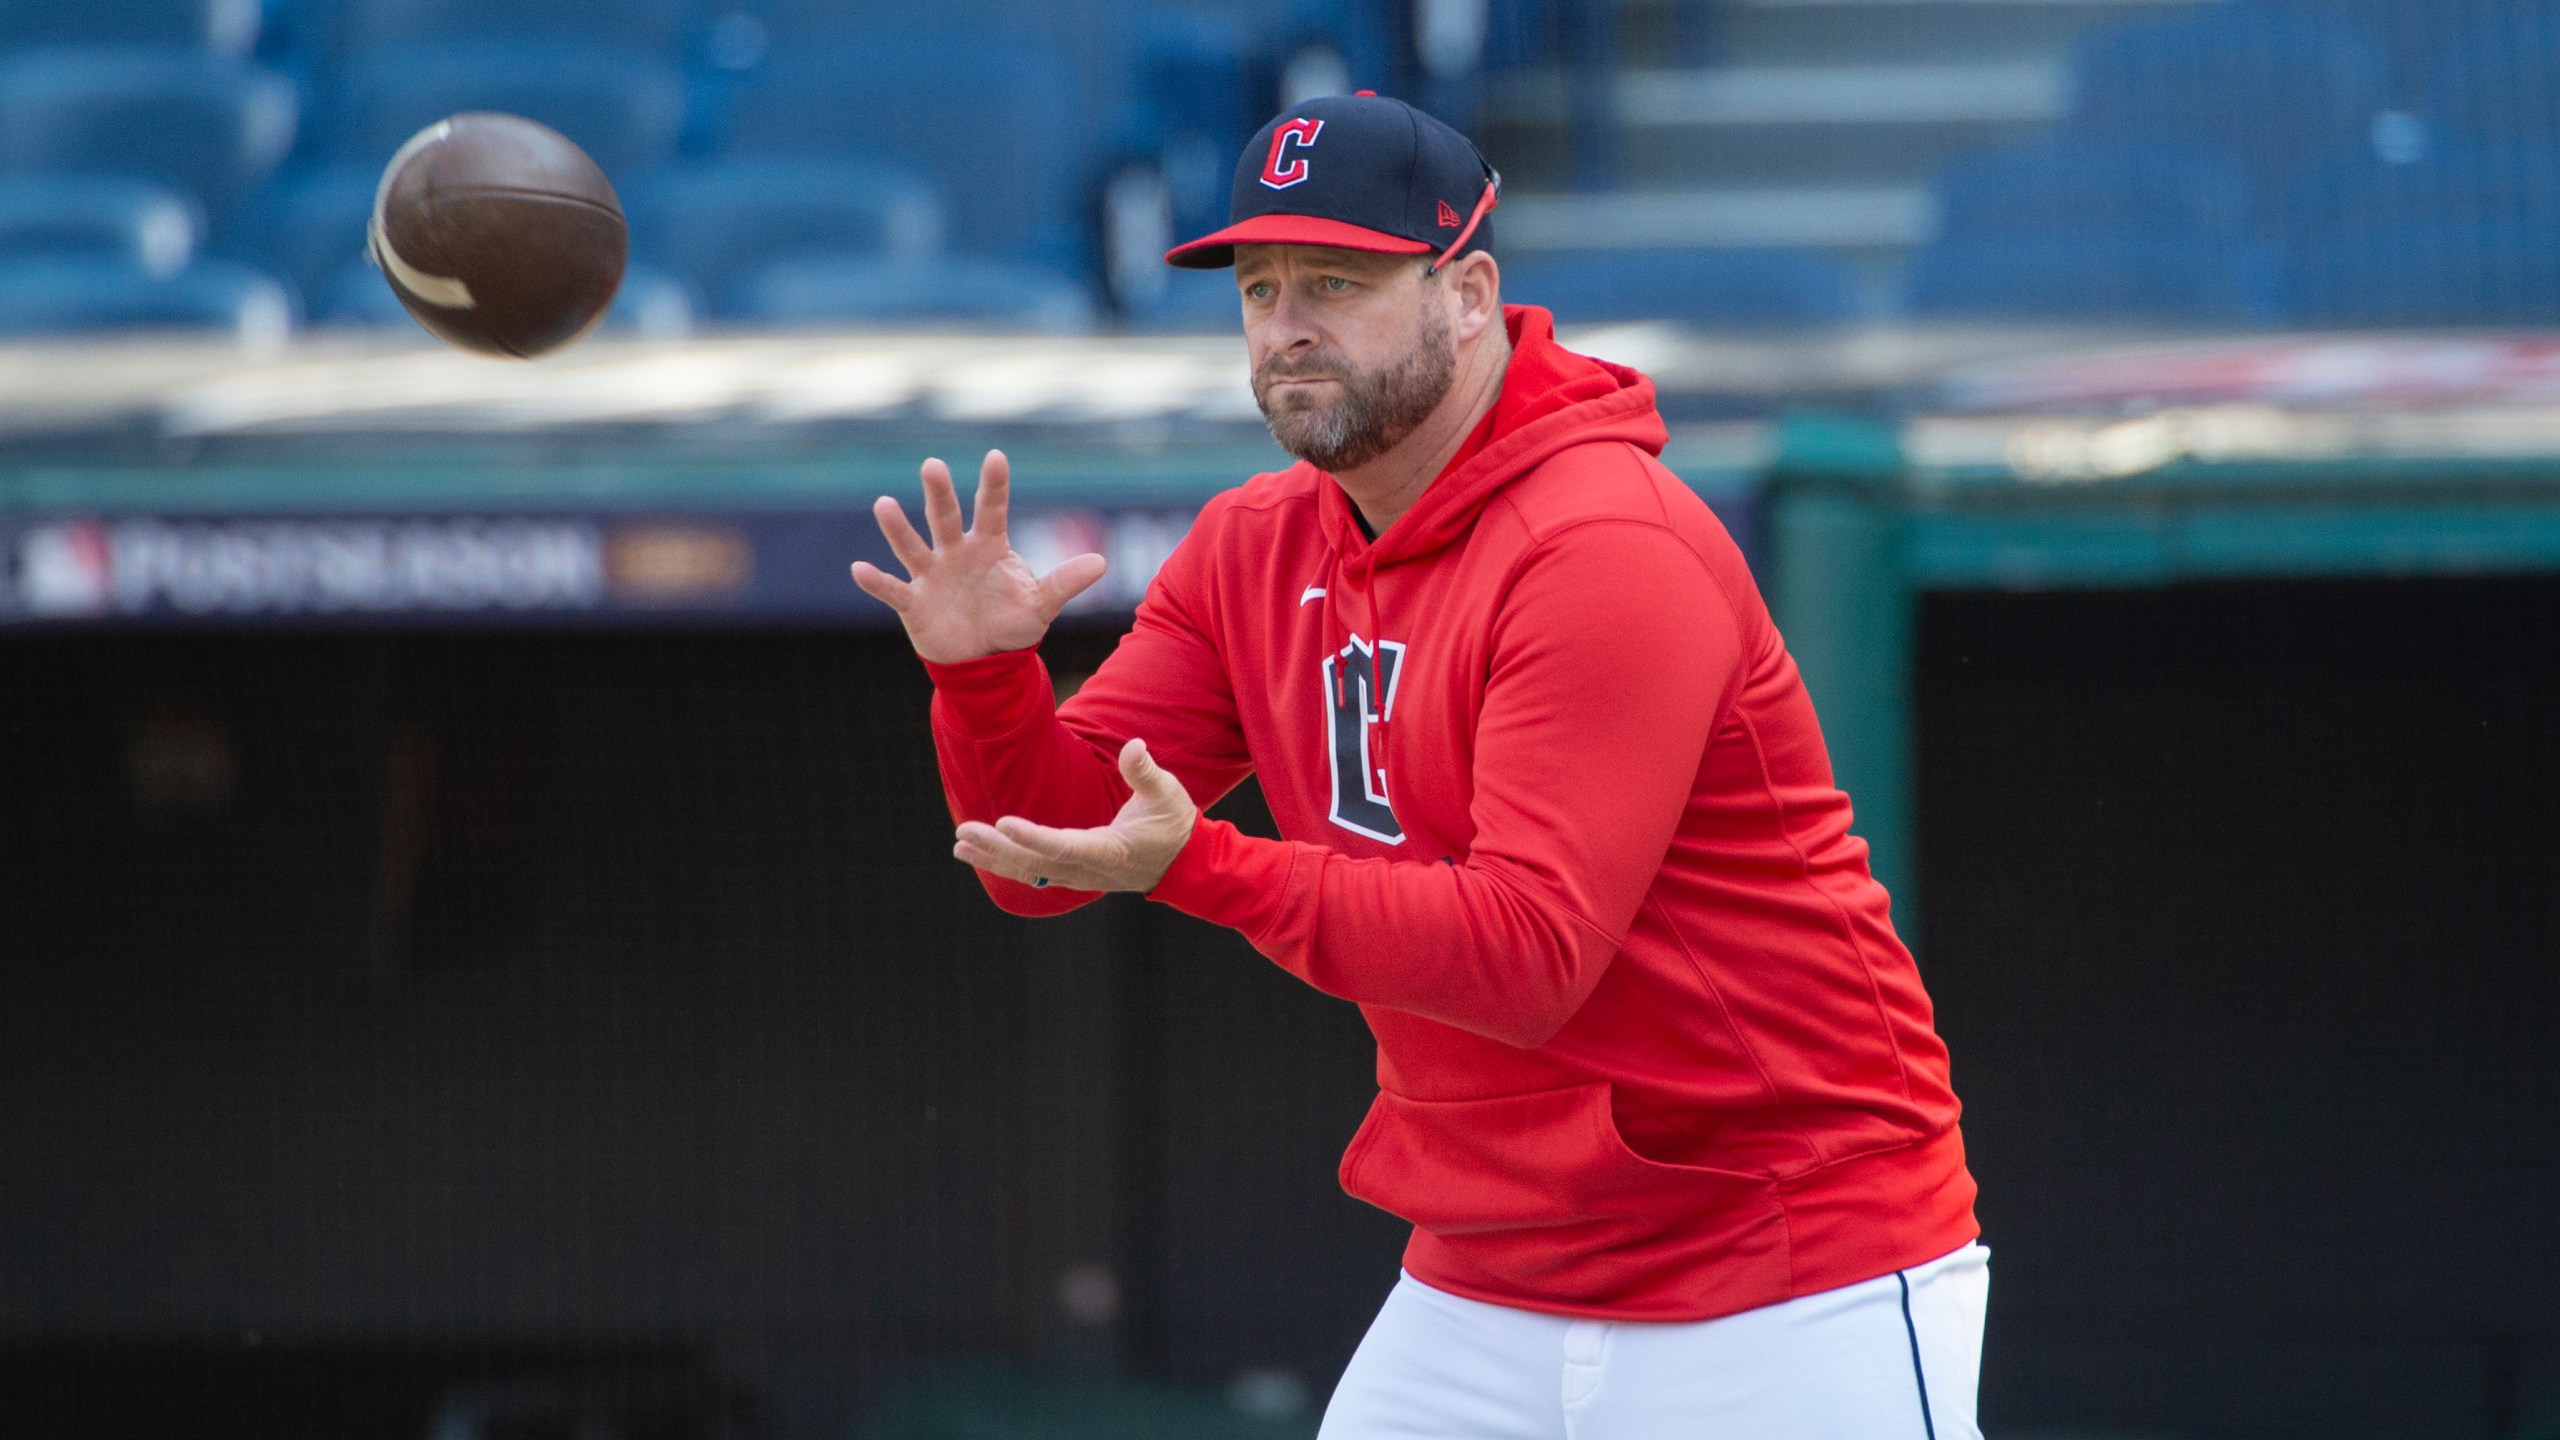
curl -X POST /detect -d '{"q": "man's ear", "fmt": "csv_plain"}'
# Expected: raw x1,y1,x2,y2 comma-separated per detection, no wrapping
1450,250,1502,343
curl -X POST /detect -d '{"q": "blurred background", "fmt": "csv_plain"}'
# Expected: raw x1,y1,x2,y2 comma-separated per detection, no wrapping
2,1,2559,1438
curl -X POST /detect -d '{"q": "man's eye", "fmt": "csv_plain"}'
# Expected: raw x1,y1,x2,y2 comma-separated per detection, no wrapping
1322,276,1353,293
1244,282,1273,301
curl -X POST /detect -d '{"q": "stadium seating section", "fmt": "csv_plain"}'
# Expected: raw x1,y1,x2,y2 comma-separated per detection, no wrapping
0,0,2556,338
320,42,686,177
1906,138,2276,321
0,173,198,272
627,157,945,318
1912,0,2560,326
0,252,285,338
0,0,260,56
732,253,1098,332
1503,246,1859,328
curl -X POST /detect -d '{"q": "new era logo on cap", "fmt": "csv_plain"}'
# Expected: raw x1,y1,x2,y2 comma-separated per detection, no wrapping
1167,93,1499,272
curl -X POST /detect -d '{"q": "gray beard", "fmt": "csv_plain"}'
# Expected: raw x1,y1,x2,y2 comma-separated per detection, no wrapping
1254,307,1457,473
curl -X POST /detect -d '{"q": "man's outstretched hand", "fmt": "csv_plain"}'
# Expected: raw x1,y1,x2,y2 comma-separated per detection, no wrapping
861,453,1189,892
953,739,1198,894
851,449,1108,664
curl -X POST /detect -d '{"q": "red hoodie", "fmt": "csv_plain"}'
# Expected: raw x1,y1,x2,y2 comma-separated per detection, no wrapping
924,306,1978,1322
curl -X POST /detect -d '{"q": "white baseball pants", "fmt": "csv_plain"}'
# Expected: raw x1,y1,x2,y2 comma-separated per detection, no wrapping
1317,1243,1989,1440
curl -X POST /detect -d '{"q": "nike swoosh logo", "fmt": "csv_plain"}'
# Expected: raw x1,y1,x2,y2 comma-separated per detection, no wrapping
1300,586,1326,605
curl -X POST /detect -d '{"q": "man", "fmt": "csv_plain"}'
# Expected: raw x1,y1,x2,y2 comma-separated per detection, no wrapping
853,93,1986,1438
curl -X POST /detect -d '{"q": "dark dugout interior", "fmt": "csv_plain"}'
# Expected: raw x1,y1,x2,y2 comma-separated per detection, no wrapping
1920,576,2560,1440
0,627,1402,1440
2,574,2555,1439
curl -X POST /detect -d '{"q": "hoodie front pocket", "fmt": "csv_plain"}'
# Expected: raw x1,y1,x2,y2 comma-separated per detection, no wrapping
1340,1081,1773,1236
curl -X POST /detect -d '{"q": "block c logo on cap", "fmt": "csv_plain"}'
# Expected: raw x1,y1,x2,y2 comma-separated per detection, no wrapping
1260,117,1324,190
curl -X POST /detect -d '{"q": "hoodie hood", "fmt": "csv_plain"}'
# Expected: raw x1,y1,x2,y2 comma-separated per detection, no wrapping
1306,303,1668,764
1317,304,1668,570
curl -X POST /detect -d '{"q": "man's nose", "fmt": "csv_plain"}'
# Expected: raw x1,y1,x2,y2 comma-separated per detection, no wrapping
1262,288,1322,351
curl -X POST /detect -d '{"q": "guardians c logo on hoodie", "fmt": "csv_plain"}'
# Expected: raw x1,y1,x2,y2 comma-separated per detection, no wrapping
1322,635,1404,844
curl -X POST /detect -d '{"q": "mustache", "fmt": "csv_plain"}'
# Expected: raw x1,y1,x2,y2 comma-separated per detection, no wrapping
1255,352,1351,384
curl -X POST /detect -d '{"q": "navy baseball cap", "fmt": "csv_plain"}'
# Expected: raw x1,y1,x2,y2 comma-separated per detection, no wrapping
1165,92,1500,272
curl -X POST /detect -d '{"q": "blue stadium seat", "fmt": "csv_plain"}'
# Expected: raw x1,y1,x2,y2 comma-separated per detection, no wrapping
2284,143,2560,239
1500,247,1860,327
311,253,696,337
0,0,261,56
1118,266,1241,333
627,159,946,307
1932,138,2256,245
1483,0,1561,71
1904,234,2279,322
2287,224,2560,324
1275,0,1397,96
1137,15,1254,141
744,0,1065,45
1905,136,2270,322
2314,0,2481,100
337,0,692,53
323,42,684,176
0,176,198,273
2069,4,2392,183
253,0,339,82
224,164,374,302
307,254,407,327
2428,5,2560,145
2280,145,2560,324
0,255,288,340
723,33,1084,263
0,48,296,219
730,255,1097,332
602,265,696,339
1123,13,1256,240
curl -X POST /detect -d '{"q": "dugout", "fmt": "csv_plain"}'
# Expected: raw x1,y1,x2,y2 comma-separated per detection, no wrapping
0,623,1408,1439
0,434,1432,1435
1769,387,2560,1439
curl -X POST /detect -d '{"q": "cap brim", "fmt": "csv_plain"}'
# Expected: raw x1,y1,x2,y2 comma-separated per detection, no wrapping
1165,214,1435,270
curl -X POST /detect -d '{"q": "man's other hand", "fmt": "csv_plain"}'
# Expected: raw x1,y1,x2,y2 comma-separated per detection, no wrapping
851,449,1108,665
952,739,1199,893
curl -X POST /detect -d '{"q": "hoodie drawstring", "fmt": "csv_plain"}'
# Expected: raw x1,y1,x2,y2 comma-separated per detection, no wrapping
1323,547,1347,711
1368,597,1390,756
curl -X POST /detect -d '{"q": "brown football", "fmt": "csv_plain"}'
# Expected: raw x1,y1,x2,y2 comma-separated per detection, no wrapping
369,112,626,358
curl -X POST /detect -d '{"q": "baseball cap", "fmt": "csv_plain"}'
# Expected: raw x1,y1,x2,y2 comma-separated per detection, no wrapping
1165,92,1500,272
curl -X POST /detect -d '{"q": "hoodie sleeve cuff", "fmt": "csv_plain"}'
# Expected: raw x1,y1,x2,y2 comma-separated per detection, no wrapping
922,648,1051,741
1148,816,1301,937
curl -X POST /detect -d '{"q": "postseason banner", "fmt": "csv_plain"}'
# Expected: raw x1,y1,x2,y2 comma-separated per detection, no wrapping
0,507,1196,630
